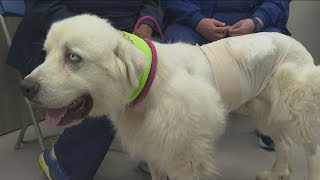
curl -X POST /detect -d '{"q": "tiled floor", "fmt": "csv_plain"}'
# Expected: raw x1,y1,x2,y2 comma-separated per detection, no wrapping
0,113,312,180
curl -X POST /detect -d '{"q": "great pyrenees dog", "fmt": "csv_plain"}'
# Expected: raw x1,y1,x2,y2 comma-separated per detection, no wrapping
21,14,320,180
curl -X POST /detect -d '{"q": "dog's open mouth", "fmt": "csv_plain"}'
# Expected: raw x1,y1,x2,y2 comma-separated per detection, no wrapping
45,94,93,127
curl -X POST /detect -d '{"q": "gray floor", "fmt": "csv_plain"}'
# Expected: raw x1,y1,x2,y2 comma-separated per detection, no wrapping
0,113,310,180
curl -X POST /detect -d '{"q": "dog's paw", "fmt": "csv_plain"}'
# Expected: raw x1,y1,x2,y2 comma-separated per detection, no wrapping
256,170,290,180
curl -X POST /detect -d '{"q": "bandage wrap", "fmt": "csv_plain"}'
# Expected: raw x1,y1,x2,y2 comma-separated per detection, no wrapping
200,34,291,111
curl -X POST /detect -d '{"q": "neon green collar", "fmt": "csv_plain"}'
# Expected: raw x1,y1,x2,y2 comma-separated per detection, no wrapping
121,31,153,103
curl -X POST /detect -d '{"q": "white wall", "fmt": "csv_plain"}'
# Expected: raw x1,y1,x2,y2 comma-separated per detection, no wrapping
288,1,320,64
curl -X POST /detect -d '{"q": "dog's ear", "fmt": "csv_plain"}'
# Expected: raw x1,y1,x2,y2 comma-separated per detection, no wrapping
114,39,147,87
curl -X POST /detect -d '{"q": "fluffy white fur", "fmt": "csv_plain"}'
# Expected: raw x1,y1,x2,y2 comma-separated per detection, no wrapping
25,15,320,180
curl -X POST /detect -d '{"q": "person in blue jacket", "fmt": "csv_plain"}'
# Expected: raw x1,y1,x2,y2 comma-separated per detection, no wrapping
162,0,291,45
162,0,291,151
6,1,161,180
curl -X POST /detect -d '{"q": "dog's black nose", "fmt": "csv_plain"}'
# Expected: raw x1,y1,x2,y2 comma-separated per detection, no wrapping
19,78,40,100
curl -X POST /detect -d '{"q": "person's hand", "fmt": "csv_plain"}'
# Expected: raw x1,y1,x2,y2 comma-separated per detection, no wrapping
133,24,153,39
228,18,256,37
196,18,229,41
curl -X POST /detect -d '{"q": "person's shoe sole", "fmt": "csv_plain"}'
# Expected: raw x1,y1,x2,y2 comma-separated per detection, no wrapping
39,152,53,180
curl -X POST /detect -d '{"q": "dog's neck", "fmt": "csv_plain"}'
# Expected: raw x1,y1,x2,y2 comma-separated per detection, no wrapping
121,32,157,108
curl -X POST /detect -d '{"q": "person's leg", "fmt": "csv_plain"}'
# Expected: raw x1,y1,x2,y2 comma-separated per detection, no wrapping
164,24,209,45
53,116,115,180
262,27,282,33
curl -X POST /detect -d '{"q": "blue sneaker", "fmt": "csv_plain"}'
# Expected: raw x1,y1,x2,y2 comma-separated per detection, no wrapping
258,135,275,151
39,149,71,180
255,130,275,151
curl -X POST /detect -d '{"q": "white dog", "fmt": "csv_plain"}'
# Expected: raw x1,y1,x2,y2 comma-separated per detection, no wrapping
21,14,320,180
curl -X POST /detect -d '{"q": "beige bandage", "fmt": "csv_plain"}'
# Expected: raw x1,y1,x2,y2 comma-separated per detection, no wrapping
200,34,291,111
200,42,242,111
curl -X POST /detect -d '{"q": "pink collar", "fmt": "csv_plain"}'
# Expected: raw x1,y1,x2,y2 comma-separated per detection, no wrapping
128,39,157,108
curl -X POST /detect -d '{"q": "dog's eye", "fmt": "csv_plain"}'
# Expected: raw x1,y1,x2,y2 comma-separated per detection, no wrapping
68,53,82,63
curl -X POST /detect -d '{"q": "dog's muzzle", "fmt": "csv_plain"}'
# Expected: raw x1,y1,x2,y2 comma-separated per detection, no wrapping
19,78,40,100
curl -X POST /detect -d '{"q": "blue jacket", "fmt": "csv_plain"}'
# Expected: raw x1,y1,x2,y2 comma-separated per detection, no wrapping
162,0,290,34
7,0,161,77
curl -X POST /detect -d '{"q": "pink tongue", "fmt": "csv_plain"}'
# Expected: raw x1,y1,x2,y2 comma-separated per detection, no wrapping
46,107,68,128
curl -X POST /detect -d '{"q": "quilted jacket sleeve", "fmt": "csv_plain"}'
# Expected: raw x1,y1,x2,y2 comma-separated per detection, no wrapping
139,0,162,31
252,0,291,27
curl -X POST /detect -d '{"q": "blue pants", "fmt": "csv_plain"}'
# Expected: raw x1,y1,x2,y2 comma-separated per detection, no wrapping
164,24,284,45
54,117,115,180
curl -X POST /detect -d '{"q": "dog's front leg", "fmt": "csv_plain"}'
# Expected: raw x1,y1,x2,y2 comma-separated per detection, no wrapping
148,162,168,180
304,142,320,180
256,131,292,180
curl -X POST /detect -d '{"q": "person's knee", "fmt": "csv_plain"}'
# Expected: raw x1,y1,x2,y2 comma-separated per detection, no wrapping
262,27,282,33
164,24,199,44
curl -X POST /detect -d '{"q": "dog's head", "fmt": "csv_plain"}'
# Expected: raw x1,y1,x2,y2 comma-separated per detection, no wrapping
20,14,148,127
